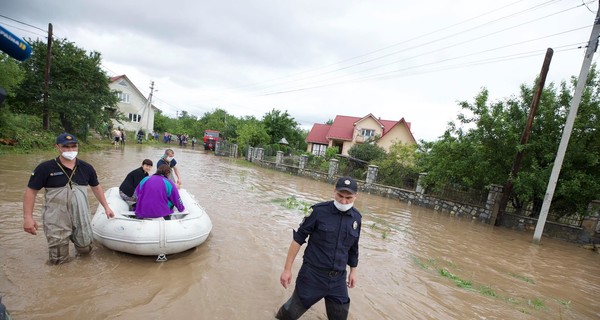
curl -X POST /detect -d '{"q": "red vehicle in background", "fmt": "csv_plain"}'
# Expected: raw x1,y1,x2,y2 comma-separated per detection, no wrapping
203,130,220,150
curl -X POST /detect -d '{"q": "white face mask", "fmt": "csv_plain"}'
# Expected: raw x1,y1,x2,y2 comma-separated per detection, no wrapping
61,151,78,160
166,156,174,161
334,200,353,212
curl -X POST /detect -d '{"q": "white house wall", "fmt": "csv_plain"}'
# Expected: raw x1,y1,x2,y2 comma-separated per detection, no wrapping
109,78,154,135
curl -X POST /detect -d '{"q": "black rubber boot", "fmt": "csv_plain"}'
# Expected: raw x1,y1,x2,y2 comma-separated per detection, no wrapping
75,244,92,255
325,300,350,320
276,290,307,320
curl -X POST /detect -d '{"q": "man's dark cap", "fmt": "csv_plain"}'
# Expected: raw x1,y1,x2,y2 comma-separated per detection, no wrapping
56,132,78,146
335,176,358,194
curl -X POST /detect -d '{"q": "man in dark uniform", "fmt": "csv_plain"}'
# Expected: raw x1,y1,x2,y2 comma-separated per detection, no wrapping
277,176,362,320
22,132,114,264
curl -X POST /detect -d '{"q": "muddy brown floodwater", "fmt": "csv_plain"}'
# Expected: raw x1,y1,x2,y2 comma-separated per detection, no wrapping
0,145,599,319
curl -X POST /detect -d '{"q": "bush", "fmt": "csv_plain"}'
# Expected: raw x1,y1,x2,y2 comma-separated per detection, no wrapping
0,111,56,152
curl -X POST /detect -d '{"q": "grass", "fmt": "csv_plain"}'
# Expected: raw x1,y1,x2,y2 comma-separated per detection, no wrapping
411,256,565,315
509,272,535,284
273,196,312,215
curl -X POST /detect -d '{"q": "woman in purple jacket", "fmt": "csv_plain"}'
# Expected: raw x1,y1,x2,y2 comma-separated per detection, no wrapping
135,164,185,219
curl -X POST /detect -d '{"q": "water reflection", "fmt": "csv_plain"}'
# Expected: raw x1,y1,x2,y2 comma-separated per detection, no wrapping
0,146,598,319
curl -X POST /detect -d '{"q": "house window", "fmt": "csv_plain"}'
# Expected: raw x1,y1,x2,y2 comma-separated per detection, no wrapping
311,144,327,156
129,113,141,123
361,129,375,137
118,80,128,87
116,92,130,103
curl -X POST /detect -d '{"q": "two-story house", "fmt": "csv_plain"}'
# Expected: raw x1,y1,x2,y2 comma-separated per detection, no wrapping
108,75,157,136
305,113,416,156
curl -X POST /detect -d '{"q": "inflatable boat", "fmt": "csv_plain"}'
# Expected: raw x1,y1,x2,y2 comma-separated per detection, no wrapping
92,187,212,260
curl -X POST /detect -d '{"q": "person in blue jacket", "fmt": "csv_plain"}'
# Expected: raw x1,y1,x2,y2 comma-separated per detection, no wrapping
276,176,362,320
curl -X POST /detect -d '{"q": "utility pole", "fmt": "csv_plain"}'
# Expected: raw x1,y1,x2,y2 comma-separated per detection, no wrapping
532,5,600,244
42,23,52,130
495,48,553,226
145,81,155,138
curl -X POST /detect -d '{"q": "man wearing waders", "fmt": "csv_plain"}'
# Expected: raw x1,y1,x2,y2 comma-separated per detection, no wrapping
22,133,115,264
277,176,362,320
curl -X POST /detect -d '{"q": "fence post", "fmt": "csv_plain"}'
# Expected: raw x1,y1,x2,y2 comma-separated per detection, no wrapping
231,144,238,158
276,151,283,167
366,165,378,189
299,155,308,171
255,148,264,162
247,147,253,161
488,184,504,225
328,158,339,180
581,200,600,241
415,173,428,194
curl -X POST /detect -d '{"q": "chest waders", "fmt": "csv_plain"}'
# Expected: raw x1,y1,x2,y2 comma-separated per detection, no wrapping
42,184,92,264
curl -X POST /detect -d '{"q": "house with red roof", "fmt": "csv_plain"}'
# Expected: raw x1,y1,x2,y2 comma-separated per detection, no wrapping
108,75,157,136
305,113,416,156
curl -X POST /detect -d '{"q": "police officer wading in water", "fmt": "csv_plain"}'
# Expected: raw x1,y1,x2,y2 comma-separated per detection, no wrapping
22,133,114,264
277,176,362,320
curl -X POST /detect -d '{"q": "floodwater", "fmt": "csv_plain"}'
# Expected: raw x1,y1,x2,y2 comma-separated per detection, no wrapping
0,145,599,320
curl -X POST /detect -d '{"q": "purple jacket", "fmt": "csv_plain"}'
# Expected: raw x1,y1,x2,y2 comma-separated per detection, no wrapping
134,174,185,218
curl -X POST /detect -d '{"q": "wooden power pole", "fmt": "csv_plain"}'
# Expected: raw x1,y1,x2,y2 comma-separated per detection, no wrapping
42,23,53,130
495,48,553,226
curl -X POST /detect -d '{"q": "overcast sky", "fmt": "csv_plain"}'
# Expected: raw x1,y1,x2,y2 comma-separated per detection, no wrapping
2,0,598,141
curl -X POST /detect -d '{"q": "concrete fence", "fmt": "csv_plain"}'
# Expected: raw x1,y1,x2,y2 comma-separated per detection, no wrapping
233,146,600,244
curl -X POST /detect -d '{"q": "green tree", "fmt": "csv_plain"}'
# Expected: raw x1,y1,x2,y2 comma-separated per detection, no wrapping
198,108,236,139
0,53,26,136
419,68,600,216
0,53,24,103
262,109,299,145
153,109,171,134
12,38,118,137
236,116,269,147
374,142,420,187
348,142,386,162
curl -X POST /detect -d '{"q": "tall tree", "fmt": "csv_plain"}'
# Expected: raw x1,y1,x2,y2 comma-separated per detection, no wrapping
0,53,24,104
12,38,118,136
236,116,269,147
262,109,299,144
419,68,600,216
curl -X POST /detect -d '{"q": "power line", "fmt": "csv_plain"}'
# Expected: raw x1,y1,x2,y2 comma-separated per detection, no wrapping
205,0,573,95
0,14,46,32
220,0,539,92
249,2,585,95
257,24,590,96
261,43,585,96
0,21,46,38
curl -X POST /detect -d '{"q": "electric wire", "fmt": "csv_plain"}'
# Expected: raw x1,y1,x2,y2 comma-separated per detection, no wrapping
0,14,46,32
261,44,585,96
257,24,590,95
248,2,584,95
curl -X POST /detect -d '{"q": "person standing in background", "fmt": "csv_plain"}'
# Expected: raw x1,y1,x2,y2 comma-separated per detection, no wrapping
157,148,182,188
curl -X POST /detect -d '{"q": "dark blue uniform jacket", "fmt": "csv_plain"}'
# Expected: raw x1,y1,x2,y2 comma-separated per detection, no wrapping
293,200,362,272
